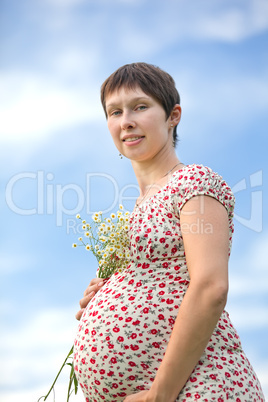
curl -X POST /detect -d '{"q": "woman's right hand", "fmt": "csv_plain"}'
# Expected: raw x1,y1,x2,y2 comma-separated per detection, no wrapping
75,277,106,320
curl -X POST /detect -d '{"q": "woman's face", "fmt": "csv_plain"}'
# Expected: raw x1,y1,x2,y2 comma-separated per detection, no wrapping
105,86,178,162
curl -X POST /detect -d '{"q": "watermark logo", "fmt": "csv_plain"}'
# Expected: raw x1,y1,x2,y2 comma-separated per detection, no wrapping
232,170,263,233
5,169,263,232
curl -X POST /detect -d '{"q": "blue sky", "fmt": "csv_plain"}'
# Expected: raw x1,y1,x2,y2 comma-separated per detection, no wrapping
0,0,267,400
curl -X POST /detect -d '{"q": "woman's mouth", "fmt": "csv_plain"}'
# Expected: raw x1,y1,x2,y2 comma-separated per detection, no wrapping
123,136,145,145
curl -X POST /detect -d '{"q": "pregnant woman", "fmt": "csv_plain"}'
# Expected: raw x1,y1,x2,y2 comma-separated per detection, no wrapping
73,63,264,401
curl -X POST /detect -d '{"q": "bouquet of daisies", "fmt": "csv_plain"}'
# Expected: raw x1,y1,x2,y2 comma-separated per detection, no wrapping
73,206,131,278
39,206,130,401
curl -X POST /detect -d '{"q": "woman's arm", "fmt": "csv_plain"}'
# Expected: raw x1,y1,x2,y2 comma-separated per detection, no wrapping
147,195,230,402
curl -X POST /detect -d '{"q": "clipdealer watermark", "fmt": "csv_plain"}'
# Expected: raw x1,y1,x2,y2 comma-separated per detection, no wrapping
5,170,263,233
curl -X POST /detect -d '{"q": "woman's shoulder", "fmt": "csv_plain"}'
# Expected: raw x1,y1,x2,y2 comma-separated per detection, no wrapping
173,163,228,187
170,163,235,213
174,163,217,178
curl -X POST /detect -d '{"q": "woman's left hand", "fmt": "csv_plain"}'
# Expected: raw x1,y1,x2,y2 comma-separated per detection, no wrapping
123,391,149,401
124,390,164,402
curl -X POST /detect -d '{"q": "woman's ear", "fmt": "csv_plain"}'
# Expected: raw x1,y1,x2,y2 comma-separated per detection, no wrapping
170,104,181,127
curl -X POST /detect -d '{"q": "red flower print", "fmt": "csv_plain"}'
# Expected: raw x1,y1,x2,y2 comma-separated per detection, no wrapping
166,298,174,304
141,363,149,370
142,262,150,269
73,165,263,402
190,377,197,382
130,344,139,351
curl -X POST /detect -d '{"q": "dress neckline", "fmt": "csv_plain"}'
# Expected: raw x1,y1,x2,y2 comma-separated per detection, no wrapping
134,163,192,210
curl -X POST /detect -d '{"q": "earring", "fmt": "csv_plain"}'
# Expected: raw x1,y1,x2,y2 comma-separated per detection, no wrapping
170,124,173,128
119,153,123,159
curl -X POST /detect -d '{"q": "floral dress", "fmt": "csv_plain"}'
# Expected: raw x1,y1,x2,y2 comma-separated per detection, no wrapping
74,164,264,402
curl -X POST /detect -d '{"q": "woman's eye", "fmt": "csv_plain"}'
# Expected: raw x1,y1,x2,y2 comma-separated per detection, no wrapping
136,105,147,111
111,110,121,116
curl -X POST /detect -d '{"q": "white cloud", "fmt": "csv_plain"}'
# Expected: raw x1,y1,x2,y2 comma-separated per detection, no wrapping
188,0,268,42
117,0,268,58
0,383,84,402
0,307,77,389
257,365,268,401
227,304,268,330
228,232,268,297
40,0,86,9
0,71,102,143
0,253,35,275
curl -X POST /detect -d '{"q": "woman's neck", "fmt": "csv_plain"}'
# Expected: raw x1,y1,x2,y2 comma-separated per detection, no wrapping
131,150,181,195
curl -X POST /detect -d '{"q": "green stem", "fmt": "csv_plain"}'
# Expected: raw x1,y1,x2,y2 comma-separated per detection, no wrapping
67,363,75,402
43,345,74,401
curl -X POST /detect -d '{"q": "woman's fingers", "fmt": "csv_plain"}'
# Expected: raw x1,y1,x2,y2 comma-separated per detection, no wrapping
76,278,108,321
83,278,105,297
75,308,85,321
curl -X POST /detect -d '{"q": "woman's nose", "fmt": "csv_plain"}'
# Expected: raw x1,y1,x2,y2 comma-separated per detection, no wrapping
120,112,136,130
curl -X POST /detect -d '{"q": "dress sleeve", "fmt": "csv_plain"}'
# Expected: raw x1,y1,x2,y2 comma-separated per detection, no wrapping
172,165,235,219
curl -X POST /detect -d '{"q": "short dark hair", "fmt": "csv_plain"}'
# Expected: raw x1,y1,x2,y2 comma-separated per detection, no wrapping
100,62,181,147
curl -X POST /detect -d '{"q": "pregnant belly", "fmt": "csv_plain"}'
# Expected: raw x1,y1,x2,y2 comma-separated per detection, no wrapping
73,269,186,401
